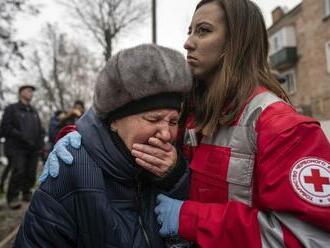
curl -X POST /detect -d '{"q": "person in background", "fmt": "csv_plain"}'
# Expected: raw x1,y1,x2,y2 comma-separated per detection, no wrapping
14,44,192,247
1,85,45,209
48,110,66,149
57,100,85,130
41,0,330,247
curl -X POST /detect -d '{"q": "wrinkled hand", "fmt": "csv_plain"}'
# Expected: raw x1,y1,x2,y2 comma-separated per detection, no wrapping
154,194,183,237
39,131,81,183
131,137,177,177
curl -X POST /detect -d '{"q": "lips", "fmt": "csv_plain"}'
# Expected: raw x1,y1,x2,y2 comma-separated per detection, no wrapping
187,55,198,64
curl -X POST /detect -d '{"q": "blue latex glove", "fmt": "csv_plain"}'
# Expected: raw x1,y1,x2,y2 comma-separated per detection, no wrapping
154,194,183,237
39,131,82,183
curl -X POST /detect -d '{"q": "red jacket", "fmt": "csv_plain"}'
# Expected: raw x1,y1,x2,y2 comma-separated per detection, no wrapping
179,90,330,247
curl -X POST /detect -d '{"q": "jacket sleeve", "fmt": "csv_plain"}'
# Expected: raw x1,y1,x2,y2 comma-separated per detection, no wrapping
14,189,77,247
1,105,23,140
178,104,330,248
38,113,46,149
163,160,191,200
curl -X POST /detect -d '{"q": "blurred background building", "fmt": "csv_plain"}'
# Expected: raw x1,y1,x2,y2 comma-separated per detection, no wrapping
268,0,330,121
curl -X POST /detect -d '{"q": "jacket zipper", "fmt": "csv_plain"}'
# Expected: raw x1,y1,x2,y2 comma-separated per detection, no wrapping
136,180,152,248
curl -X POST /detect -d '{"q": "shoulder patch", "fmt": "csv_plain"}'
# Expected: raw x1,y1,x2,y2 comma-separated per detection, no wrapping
290,157,330,207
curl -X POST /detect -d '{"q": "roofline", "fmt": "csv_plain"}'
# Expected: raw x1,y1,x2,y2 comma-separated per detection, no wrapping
268,2,303,32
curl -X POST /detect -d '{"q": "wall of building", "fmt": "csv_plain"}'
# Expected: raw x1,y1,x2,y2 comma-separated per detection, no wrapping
320,120,330,141
295,0,330,119
268,0,330,120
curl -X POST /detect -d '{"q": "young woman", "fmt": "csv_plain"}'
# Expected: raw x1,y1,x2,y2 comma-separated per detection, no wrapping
42,0,330,247
154,1,330,247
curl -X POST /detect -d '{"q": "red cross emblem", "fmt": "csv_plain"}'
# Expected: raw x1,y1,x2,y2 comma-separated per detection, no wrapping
290,157,330,207
304,169,330,192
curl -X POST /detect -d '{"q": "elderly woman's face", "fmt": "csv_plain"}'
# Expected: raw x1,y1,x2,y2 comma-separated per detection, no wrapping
111,109,180,150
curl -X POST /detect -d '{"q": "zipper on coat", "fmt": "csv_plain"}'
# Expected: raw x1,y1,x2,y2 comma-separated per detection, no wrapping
136,180,152,248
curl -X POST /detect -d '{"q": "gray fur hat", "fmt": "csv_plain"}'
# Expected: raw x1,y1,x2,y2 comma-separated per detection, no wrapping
93,44,192,120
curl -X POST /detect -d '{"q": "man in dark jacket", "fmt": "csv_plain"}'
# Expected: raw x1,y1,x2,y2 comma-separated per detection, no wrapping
14,44,192,247
1,85,45,209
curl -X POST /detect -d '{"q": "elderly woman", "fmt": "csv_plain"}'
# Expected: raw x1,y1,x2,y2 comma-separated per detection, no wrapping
44,1,330,247
14,44,192,247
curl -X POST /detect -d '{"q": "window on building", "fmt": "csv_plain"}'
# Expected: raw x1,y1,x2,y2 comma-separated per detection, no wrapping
280,70,296,94
269,27,296,56
270,32,283,55
325,0,330,17
326,41,330,73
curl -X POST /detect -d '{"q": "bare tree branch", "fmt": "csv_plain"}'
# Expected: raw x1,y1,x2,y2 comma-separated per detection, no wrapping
33,51,59,109
30,24,98,119
58,0,149,61
0,0,38,105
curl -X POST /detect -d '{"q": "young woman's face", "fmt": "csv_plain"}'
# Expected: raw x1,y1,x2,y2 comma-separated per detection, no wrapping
111,109,180,150
184,2,227,83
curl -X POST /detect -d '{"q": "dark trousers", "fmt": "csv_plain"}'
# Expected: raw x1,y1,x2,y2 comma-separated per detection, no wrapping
6,151,39,202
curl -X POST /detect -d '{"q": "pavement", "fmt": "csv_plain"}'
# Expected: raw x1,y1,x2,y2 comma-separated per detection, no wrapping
0,160,43,247
0,197,29,247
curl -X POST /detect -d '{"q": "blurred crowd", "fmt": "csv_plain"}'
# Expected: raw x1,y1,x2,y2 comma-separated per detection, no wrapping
0,84,84,209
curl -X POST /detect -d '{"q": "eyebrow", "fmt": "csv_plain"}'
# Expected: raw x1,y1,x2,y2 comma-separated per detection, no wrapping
189,21,213,31
144,112,163,117
143,114,164,120
143,113,179,119
196,21,213,28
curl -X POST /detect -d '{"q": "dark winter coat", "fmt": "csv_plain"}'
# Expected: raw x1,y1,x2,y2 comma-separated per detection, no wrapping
14,109,189,247
48,114,61,146
1,101,44,155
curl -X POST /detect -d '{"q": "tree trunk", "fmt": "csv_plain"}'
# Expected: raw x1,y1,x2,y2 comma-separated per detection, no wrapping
104,28,112,61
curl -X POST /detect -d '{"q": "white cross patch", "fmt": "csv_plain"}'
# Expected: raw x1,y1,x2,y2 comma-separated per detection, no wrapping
290,157,330,207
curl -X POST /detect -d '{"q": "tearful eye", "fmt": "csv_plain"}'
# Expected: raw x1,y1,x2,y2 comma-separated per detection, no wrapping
144,117,159,123
169,120,179,126
142,115,179,126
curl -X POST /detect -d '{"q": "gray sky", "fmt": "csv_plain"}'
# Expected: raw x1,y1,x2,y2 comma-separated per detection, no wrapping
16,0,302,56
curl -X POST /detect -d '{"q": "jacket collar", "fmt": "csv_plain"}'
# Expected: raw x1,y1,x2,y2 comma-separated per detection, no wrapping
17,101,33,110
